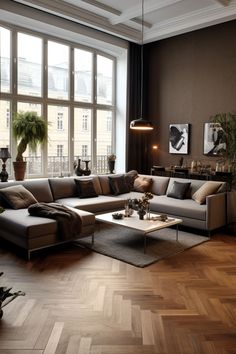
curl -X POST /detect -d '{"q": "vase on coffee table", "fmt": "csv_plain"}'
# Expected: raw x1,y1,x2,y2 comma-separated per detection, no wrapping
137,207,146,220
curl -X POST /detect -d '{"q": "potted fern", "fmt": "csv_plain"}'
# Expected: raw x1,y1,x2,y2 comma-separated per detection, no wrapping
211,112,236,231
211,112,236,188
13,111,48,180
0,272,25,319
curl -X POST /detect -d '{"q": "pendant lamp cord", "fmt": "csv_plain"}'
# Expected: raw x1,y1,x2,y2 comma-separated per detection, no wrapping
140,0,144,119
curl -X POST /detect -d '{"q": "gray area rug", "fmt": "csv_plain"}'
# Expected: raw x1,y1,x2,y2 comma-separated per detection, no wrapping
75,223,209,267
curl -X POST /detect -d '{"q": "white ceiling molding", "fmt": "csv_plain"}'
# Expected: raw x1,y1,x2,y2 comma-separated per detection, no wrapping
109,0,183,26
2,0,236,44
144,2,236,42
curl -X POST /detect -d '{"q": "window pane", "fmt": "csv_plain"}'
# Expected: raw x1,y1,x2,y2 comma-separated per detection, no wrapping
17,33,42,97
97,55,113,105
0,27,11,93
48,105,69,176
74,49,92,103
17,102,43,176
74,108,91,165
96,110,112,173
48,41,69,100
0,100,11,176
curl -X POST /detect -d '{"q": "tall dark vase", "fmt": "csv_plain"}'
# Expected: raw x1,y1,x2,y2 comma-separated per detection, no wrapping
108,160,115,174
74,159,83,176
83,160,91,176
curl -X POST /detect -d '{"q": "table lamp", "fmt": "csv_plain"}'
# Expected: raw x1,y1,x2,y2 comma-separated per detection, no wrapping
0,148,11,182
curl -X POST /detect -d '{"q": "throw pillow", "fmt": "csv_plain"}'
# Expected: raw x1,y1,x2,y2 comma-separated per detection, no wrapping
0,185,38,209
133,176,153,192
124,170,138,191
108,175,130,195
192,181,222,204
167,181,191,199
74,179,98,198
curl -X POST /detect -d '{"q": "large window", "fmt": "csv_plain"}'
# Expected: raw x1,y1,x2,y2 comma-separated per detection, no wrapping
0,27,11,93
48,105,69,176
17,33,42,97
48,41,69,100
97,55,113,105
74,49,92,102
0,25,116,178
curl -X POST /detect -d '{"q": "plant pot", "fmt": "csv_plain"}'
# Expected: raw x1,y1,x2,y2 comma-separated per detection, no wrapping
13,161,27,181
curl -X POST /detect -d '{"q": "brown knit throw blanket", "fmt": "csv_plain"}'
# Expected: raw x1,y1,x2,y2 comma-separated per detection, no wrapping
28,202,82,240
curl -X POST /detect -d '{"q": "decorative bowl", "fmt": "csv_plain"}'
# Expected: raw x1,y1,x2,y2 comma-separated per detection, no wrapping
112,213,124,220
160,214,168,222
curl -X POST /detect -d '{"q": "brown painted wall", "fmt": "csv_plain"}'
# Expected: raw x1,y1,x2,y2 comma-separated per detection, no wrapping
145,20,236,169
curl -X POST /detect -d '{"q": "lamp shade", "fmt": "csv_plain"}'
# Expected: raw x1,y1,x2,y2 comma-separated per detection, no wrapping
0,148,11,161
130,118,154,130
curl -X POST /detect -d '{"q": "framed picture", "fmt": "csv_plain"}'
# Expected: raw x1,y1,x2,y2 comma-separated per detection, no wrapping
169,123,189,154
203,122,226,155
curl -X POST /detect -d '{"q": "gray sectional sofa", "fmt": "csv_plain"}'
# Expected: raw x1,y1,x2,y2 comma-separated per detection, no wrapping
0,173,227,260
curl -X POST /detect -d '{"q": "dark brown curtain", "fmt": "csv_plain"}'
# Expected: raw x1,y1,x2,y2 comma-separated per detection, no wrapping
126,42,152,174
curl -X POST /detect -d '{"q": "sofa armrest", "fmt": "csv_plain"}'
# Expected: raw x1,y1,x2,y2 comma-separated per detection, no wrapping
206,192,227,231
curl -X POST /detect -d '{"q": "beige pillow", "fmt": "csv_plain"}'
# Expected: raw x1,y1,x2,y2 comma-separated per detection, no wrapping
0,185,37,209
133,176,153,192
192,181,222,204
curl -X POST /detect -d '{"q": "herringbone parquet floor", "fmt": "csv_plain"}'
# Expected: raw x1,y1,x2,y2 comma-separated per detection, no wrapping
1,231,236,354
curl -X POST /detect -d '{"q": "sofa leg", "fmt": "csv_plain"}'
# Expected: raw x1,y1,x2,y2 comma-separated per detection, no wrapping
91,233,94,245
27,250,31,261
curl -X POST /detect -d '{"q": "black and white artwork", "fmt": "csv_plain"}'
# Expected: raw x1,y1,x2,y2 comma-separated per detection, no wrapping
169,123,189,154
203,123,226,155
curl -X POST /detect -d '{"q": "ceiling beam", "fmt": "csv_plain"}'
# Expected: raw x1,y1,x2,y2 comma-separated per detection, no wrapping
11,0,141,42
80,0,152,29
109,0,183,25
80,0,121,16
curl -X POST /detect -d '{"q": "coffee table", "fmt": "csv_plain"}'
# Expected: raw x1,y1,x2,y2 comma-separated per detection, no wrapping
95,211,182,253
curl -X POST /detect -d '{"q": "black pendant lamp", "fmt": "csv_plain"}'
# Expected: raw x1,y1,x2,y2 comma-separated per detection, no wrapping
130,0,154,131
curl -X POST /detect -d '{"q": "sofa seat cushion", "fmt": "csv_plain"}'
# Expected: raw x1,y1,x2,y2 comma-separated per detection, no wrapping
56,195,126,214
0,208,57,239
150,195,206,221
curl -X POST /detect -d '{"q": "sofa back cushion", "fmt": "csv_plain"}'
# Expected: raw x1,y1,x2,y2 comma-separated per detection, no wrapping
99,175,112,195
150,176,170,195
0,179,54,203
49,177,77,200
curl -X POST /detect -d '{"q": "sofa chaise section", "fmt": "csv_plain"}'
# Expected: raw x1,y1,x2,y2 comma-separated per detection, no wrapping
0,179,95,259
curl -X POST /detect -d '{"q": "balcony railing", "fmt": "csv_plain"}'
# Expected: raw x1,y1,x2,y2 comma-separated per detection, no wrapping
23,155,110,177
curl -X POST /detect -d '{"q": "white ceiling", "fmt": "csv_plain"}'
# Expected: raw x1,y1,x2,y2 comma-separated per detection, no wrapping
10,0,236,43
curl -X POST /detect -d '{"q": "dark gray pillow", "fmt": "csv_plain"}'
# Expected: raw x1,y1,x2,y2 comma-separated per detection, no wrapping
0,185,38,209
108,175,130,195
167,181,191,199
74,179,98,198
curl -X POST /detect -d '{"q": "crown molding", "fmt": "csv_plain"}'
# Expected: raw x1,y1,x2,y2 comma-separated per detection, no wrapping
144,2,236,43
10,0,141,42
